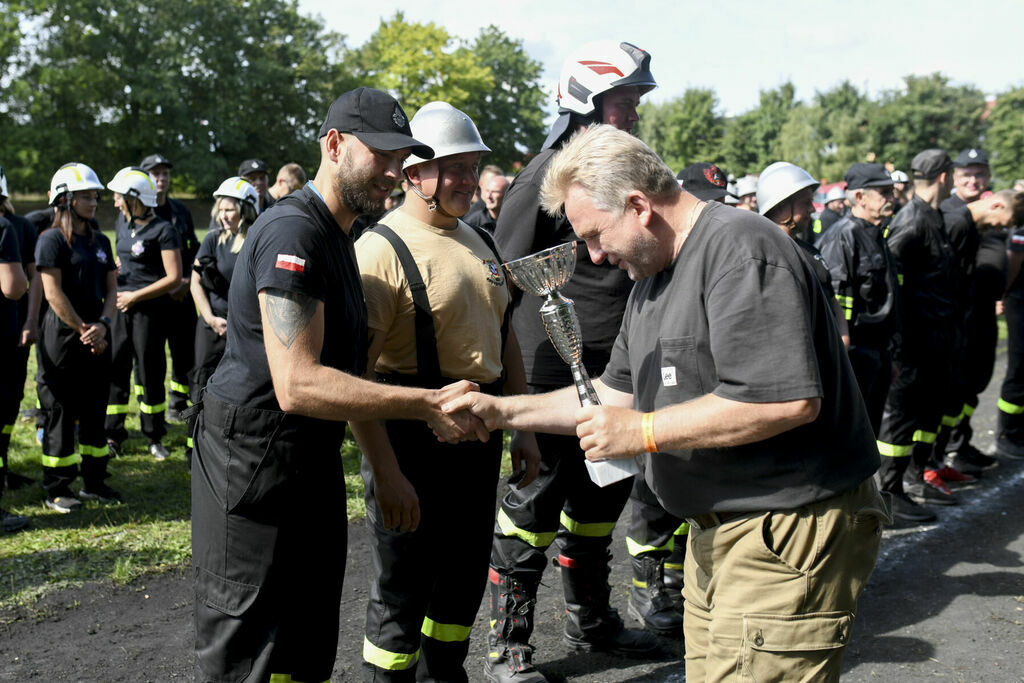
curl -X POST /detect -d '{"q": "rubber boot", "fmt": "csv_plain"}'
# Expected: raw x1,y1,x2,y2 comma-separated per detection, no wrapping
483,569,547,683
627,555,683,635
559,554,658,655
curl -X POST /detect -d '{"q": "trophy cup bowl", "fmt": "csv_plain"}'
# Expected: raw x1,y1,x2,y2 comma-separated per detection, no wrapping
503,242,638,487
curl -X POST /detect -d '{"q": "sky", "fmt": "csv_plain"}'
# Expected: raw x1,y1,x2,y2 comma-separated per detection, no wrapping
298,0,1024,118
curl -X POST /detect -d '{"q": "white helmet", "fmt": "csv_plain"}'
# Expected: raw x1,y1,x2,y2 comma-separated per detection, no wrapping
0,164,8,199
890,170,909,184
724,181,740,205
757,162,819,216
557,41,656,116
403,102,490,170
107,167,159,207
735,175,759,198
825,185,846,203
213,176,260,215
48,163,105,206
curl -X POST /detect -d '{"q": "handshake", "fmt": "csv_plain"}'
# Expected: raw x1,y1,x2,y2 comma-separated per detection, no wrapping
424,380,506,444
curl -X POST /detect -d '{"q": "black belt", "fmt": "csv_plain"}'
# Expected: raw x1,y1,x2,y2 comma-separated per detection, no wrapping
686,510,751,531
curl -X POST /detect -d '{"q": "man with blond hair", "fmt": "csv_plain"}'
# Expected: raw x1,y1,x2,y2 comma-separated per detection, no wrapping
444,124,888,682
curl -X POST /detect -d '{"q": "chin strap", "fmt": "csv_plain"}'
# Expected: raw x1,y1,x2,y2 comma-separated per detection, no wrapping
407,178,459,219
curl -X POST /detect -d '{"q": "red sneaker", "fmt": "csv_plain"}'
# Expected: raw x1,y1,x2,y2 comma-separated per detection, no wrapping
923,469,955,496
931,465,976,485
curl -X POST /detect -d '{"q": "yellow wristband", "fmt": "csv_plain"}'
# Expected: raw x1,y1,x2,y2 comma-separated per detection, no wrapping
642,412,658,453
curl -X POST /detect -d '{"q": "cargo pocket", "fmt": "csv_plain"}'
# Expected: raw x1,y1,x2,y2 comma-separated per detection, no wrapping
225,422,288,520
194,567,263,683
739,611,853,682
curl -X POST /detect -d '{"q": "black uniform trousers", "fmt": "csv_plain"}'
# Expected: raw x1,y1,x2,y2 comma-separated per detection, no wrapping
948,303,998,452
998,296,1024,444
105,297,169,444
0,335,23,501
876,331,954,491
492,384,634,581
361,393,502,682
191,395,346,683
187,322,227,453
36,312,112,495
167,295,197,412
626,472,688,569
847,345,893,436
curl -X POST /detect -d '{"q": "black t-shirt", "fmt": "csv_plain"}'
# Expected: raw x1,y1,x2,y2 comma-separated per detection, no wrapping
494,148,633,386
206,184,368,415
6,213,37,326
974,231,1007,308
939,194,966,213
601,202,877,518
35,229,115,323
463,204,497,234
115,216,181,291
194,229,241,318
793,237,835,300
23,207,54,235
0,215,22,338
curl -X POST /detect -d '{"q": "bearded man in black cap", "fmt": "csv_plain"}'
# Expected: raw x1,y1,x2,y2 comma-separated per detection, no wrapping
190,87,487,683
877,149,961,512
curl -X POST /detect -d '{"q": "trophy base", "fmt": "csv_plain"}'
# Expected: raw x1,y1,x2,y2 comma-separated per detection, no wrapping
585,456,639,487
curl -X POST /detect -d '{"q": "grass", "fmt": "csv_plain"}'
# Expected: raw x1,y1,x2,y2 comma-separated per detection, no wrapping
1,290,514,612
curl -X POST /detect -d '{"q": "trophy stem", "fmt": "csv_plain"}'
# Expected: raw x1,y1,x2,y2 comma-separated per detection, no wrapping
572,363,601,407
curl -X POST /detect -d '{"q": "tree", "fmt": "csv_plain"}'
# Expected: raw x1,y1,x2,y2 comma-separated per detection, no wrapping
721,83,798,176
0,0,342,194
346,13,493,127
869,73,987,171
635,89,725,173
469,26,547,170
986,88,1024,187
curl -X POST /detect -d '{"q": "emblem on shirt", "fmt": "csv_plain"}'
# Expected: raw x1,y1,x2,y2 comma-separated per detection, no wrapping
482,258,504,286
661,366,677,387
131,240,145,257
392,106,407,129
96,248,107,264
276,253,306,273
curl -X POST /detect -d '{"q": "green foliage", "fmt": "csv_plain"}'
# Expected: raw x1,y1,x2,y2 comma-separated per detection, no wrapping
0,0,340,194
635,89,725,172
986,87,1024,187
470,26,547,170
868,73,987,171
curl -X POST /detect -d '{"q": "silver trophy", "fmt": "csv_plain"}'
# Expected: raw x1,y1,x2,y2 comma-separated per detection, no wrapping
504,242,638,487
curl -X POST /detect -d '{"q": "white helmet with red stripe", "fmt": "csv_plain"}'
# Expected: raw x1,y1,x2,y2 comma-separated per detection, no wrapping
557,41,657,117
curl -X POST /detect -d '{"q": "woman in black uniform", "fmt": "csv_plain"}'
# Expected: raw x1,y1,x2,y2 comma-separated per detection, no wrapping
104,167,182,461
35,162,118,513
188,177,258,412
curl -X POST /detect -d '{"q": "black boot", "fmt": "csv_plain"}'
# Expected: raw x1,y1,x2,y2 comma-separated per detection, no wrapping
559,554,659,655
483,569,547,683
627,555,683,635
996,408,1024,459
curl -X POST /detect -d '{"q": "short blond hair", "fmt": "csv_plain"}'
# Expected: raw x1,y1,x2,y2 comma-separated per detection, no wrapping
276,162,307,193
539,124,677,217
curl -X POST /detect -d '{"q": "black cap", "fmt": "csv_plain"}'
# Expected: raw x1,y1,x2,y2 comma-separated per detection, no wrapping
844,163,894,190
318,87,433,159
953,148,989,168
140,154,172,171
676,163,732,201
911,149,952,179
239,159,268,177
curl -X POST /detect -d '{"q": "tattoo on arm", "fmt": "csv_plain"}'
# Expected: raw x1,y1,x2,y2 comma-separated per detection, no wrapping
265,288,318,349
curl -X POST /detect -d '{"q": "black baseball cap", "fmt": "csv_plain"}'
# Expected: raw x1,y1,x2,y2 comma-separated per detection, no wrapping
318,87,433,159
239,159,268,177
844,163,893,190
676,162,732,201
911,149,952,180
140,154,172,171
953,148,989,168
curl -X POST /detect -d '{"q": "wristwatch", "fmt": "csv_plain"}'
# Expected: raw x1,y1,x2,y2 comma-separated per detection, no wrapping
99,315,113,329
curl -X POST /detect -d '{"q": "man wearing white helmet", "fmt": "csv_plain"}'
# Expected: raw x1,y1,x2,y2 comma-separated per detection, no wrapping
190,87,484,683
813,184,848,240
734,175,758,212
891,170,911,210
33,164,120,513
758,162,849,346
487,40,659,683
352,101,539,682
104,167,183,464
0,163,30,531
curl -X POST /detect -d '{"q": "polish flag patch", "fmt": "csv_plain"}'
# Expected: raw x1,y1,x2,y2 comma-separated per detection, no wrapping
276,254,305,273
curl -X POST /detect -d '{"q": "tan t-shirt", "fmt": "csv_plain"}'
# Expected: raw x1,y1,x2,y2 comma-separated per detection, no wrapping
355,209,510,383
